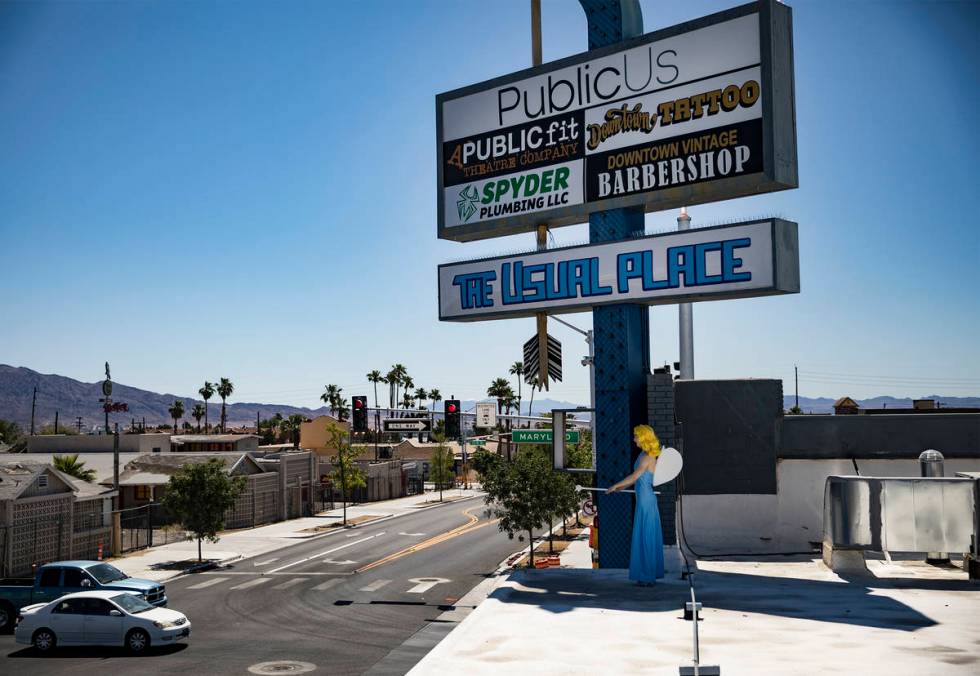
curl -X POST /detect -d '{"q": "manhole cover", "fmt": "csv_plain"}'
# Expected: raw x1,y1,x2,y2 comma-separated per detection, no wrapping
248,661,317,675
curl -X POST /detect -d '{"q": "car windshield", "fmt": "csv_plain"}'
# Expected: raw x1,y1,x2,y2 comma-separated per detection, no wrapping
111,593,154,614
87,563,129,584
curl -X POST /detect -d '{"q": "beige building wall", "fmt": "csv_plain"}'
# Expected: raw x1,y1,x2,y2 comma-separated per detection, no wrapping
299,415,349,456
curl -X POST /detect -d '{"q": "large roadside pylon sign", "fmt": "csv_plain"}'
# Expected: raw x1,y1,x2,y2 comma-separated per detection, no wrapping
435,0,798,569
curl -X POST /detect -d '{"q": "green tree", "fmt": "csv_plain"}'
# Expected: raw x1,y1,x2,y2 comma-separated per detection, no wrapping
217,378,234,433
321,384,350,421
283,413,306,448
788,405,803,415
367,370,383,408
0,419,24,449
168,400,185,435
38,423,77,435
415,388,428,411
429,433,455,502
191,404,206,433
53,454,96,482
478,447,554,568
509,361,525,420
487,377,511,415
428,388,442,412
526,375,541,420
325,423,366,526
199,381,215,433
161,458,246,562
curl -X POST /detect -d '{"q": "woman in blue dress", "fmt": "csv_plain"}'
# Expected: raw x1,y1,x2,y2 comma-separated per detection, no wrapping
606,424,665,585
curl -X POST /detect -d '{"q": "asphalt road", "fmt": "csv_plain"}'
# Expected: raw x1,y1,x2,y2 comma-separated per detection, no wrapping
0,495,521,675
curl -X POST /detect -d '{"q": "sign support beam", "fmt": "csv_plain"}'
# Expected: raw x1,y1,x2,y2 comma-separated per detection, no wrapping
580,0,648,570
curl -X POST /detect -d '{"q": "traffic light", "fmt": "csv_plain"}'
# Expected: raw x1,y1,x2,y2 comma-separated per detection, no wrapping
445,399,461,439
352,396,368,433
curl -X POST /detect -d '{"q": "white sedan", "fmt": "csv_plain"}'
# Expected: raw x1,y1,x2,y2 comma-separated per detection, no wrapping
15,590,191,654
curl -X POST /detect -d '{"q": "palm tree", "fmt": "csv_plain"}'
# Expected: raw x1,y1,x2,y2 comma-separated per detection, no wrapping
509,361,525,419
367,370,383,408
402,375,415,409
428,388,442,412
385,368,399,410
284,413,306,448
502,393,518,429
391,364,408,408
191,404,205,433
216,378,234,433
321,384,343,419
168,400,185,434
527,375,541,421
487,377,511,415
401,392,414,410
199,381,215,433
415,388,428,411
53,454,96,482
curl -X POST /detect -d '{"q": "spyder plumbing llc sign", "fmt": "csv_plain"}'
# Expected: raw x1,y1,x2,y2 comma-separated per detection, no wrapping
437,0,796,242
438,219,799,321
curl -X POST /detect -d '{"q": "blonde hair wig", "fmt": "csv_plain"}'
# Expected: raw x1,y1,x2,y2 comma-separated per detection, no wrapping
633,424,662,457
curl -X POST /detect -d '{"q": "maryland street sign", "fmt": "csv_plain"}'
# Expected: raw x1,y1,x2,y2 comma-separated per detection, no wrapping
383,418,431,433
512,429,580,444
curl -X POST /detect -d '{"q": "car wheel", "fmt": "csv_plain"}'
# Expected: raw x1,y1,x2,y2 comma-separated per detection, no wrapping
126,628,151,653
0,602,13,633
32,628,56,653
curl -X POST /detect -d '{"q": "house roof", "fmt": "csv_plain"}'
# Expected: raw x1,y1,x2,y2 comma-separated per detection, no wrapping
833,397,859,408
171,434,258,443
101,452,264,487
6,453,140,484
0,461,77,500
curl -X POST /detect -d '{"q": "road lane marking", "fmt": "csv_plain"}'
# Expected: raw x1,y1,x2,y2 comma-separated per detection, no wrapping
266,533,385,574
399,532,425,536
187,577,228,589
358,579,391,592
406,577,450,594
313,578,343,591
323,559,357,565
230,578,271,590
254,558,279,566
357,507,498,573
273,578,307,590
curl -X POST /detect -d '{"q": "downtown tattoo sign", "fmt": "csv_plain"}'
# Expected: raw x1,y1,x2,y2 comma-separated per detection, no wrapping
436,1,797,242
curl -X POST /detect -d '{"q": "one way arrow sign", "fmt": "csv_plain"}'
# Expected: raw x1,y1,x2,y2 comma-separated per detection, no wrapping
383,418,431,432
524,332,562,386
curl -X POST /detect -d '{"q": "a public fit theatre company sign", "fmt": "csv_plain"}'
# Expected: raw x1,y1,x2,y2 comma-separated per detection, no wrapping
439,218,799,322
436,0,796,242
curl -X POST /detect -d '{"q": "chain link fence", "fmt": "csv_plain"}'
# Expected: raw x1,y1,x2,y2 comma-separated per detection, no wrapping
116,503,188,553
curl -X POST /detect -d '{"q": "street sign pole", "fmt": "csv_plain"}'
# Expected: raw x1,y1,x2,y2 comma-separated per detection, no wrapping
580,0,648,570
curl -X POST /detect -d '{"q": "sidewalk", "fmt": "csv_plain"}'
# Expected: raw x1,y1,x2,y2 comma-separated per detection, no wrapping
410,529,980,675
111,488,484,582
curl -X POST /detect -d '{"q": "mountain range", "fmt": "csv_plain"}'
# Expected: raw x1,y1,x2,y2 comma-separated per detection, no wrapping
0,365,586,431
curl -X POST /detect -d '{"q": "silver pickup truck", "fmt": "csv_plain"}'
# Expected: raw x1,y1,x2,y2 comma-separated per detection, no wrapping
0,560,166,632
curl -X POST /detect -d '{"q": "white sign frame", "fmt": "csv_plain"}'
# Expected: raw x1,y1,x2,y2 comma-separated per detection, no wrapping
438,218,798,322
436,0,796,242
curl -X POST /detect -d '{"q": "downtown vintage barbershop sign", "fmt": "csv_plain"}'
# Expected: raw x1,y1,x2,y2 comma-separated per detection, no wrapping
436,0,797,242
438,219,799,321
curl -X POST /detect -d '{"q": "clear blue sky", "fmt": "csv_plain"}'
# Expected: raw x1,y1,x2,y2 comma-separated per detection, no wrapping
2,0,978,408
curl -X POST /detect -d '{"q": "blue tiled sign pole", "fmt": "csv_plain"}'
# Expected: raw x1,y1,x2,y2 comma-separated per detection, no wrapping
578,0,649,569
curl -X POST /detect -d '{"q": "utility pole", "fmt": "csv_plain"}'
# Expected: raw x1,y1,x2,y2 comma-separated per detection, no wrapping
678,207,694,379
75,416,83,433
54,411,59,435
795,364,799,409
113,423,120,491
30,387,37,436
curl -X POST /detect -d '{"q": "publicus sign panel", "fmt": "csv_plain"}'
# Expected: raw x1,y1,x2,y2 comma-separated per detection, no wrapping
436,0,796,242
438,218,799,322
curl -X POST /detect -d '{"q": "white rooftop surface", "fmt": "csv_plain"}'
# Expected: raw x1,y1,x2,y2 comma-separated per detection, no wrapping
410,543,980,675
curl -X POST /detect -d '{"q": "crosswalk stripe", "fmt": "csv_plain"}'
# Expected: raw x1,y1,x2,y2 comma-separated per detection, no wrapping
229,577,270,590
273,578,306,590
313,578,343,591
187,577,228,589
358,579,391,592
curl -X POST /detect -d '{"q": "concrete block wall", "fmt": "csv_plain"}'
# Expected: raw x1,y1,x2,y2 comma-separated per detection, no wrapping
647,372,677,545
